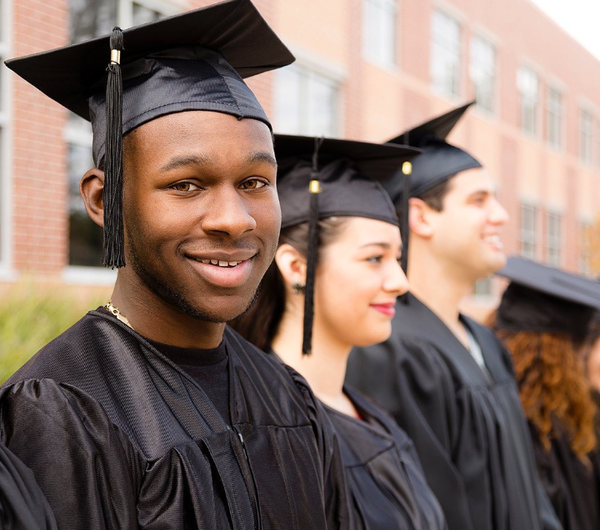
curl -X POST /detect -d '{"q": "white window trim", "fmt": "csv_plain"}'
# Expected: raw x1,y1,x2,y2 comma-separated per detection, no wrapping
0,0,14,276
545,211,562,267
430,8,463,101
118,0,182,27
579,107,594,166
545,86,563,152
362,0,399,71
469,33,496,116
519,203,537,259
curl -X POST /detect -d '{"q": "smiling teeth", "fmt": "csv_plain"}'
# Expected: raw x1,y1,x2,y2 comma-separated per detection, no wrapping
197,259,242,267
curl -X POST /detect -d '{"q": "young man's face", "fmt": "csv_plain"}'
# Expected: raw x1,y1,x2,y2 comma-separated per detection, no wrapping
427,167,509,281
121,111,280,323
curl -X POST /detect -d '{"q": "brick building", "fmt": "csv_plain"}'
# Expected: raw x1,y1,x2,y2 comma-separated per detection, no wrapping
1,0,599,305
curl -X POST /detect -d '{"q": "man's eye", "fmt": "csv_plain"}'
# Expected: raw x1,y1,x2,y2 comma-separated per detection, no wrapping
240,179,267,190
171,182,197,192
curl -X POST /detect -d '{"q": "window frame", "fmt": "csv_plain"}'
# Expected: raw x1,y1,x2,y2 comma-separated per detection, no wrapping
430,9,462,98
545,86,562,150
579,107,593,165
545,211,561,267
519,203,536,260
469,33,496,114
517,65,539,137
362,0,398,68
0,0,13,277
273,62,342,137
64,0,180,278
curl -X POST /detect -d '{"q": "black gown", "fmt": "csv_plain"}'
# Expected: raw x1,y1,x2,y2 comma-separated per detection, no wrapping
529,423,600,530
346,294,561,530
0,309,350,530
0,443,56,530
327,386,447,530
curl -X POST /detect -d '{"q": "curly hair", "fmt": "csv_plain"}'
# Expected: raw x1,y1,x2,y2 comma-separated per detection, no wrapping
497,329,597,462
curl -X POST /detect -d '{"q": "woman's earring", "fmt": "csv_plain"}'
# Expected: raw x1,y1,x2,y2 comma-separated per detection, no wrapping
292,282,306,295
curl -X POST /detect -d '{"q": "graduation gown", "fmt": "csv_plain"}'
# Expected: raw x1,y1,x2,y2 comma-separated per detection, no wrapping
529,424,600,530
0,443,56,530
0,310,349,530
346,294,561,530
327,387,447,530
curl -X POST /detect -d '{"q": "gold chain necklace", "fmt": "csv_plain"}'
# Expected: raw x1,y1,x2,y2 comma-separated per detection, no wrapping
104,300,134,330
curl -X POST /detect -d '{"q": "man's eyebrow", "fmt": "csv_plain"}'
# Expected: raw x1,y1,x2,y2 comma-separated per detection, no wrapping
247,151,278,169
159,155,210,173
158,152,277,173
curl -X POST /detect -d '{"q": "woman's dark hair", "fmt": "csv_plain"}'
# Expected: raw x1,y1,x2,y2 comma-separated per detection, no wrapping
231,217,347,351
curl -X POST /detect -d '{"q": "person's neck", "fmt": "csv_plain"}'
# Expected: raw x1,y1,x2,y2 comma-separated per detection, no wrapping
408,252,473,349
272,309,357,417
109,273,225,349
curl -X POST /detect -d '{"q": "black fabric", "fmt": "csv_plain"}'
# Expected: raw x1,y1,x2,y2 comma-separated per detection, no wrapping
5,0,294,164
346,293,561,530
529,423,600,530
147,338,230,424
326,387,447,530
382,102,481,205
0,311,350,530
0,443,57,530
496,283,596,344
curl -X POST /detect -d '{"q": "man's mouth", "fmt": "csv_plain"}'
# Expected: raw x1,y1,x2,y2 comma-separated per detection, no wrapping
192,258,246,267
483,234,503,249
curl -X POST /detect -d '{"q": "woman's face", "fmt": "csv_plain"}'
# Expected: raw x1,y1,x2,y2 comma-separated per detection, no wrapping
313,217,408,349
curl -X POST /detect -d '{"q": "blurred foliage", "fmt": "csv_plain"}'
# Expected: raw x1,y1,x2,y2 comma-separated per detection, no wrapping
0,281,108,383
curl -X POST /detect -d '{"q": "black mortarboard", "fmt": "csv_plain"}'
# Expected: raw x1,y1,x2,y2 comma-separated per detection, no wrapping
5,0,294,268
383,101,482,204
495,256,600,344
274,134,421,354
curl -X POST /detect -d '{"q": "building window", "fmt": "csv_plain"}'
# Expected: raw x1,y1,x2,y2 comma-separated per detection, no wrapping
517,66,538,136
520,204,536,259
430,10,461,98
67,0,172,267
363,0,397,66
579,109,593,164
545,212,561,267
0,0,9,268
579,223,592,276
546,87,562,149
274,64,340,137
469,35,496,113
474,277,492,297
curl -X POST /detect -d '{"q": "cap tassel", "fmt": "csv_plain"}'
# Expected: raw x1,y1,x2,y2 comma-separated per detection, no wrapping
302,137,324,355
102,27,126,268
400,133,412,305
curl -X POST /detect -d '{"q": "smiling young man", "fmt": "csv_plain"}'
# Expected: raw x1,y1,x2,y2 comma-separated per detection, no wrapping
346,103,562,530
0,2,350,529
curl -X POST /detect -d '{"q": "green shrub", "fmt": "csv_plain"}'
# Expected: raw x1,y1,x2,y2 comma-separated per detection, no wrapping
0,282,108,383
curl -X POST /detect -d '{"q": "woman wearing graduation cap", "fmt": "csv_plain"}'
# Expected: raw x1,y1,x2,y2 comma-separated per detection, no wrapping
232,135,447,530
490,256,600,530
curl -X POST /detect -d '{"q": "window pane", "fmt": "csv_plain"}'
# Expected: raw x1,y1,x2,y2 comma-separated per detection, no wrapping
431,11,461,97
363,0,396,65
518,67,538,135
546,88,561,149
274,65,339,137
580,110,593,164
470,35,495,113
70,0,117,42
68,143,103,266
520,205,536,259
546,213,561,267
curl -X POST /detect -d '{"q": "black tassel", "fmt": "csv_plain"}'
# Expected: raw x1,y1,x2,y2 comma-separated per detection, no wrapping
102,27,126,268
302,137,324,355
400,131,411,305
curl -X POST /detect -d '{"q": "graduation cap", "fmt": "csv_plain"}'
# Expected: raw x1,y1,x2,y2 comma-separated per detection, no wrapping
274,134,421,354
495,255,600,344
5,0,294,268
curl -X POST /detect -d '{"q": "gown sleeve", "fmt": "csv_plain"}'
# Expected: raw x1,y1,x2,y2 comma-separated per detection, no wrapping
283,365,351,530
0,441,57,530
0,379,142,530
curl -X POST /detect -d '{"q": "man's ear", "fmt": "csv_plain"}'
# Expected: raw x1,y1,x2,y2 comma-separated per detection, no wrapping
275,243,307,288
80,168,105,228
409,197,435,238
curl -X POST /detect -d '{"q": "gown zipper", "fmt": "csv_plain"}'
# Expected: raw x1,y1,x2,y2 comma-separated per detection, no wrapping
233,426,264,530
